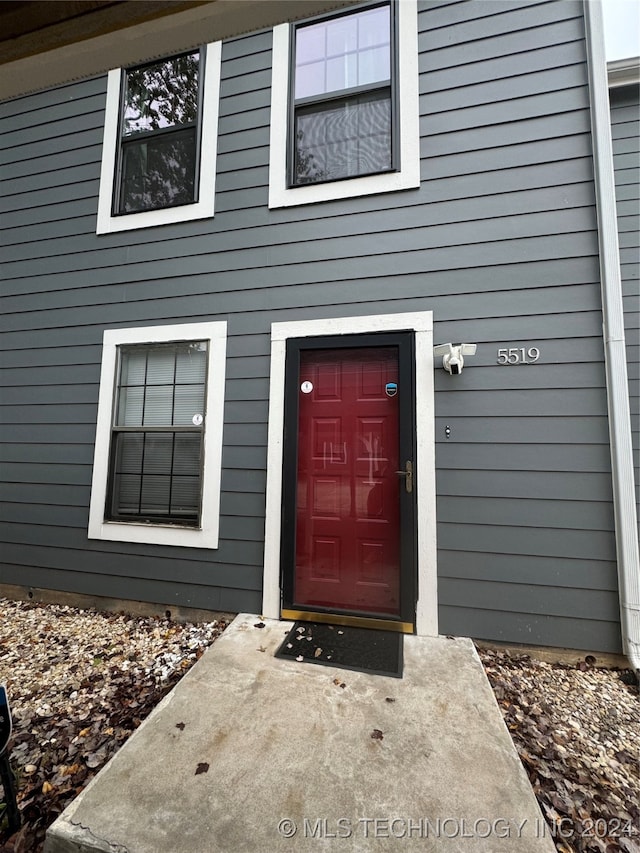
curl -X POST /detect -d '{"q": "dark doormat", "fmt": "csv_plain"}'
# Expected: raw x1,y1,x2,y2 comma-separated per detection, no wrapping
276,621,403,678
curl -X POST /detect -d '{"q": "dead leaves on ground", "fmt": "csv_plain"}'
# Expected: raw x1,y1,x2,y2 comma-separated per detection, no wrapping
478,647,639,853
1,602,638,853
0,599,225,852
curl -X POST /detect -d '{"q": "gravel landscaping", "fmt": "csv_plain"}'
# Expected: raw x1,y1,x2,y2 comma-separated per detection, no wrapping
0,598,638,852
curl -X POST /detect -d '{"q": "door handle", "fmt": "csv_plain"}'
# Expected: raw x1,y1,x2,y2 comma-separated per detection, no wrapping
395,460,413,493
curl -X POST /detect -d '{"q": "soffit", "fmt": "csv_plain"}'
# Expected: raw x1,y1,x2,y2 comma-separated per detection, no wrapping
0,0,356,102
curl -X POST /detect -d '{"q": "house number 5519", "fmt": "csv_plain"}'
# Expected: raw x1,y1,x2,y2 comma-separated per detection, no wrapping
497,347,540,365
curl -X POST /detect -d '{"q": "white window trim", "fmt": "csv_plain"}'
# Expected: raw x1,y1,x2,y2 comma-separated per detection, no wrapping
88,321,227,548
268,0,420,209
261,312,437,636
96,42,222,234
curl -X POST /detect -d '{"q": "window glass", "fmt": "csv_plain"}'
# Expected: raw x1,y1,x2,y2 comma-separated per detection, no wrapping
326,15,358,56
89,321,226,546
296,25,326,64
145,349,176,384
143,385,175,425
117,50,201,215
97,42,221,233
295,91,392,184
295,61,327,100
119,131,197,214
325,53,358,92
358,5,390,50
358,45,390,85
119,350,146,385
268,2,419,210
294,5,390,99
110,433,201,521
176,343,207,381
123,52,199,135
110,341,207,525
292,4,392,187
116,344,207,427
117,386,144,426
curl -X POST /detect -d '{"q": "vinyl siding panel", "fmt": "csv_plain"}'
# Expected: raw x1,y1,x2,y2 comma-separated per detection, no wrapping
0,0,619,650
610,82,640,512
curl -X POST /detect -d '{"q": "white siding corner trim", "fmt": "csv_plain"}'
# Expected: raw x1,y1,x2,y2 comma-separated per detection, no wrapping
88,321,227,548
268,0,420,209
262,311,437,636
584,1,640,671
96,41,222,234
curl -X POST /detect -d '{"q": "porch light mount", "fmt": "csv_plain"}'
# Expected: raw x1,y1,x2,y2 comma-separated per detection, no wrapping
433,342,477,375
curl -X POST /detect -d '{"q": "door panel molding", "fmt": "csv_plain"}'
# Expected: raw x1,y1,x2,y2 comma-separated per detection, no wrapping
263,312,437,636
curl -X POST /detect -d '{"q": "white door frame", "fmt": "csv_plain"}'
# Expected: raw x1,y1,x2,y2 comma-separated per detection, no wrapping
261,312,438,636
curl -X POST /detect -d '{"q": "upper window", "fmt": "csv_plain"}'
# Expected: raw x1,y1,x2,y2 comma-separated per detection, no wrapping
88,322,227,548
117,51,202,215
97,42,221,234
292,4,393,186
269,0,419,208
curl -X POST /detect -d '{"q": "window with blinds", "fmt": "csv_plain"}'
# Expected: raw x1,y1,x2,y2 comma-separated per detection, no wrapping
106,341,207,524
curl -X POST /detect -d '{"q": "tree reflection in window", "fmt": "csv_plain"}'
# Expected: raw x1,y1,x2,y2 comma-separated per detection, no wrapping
117,51,201,214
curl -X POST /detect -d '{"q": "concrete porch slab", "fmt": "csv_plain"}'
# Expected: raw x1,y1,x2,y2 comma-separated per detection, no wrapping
45,615,556,852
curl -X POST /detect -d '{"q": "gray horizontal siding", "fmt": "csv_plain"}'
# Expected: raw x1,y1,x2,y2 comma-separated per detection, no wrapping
0,0,619,650
0,282,605,338
1,180,598,258
437,470,613,502
437,524,614,562
439,550,618,590
610,82,639,510
0,210,601,283
437,496,615,531
0,493,265,526
439,606,622,653
0,563,259,614
441,578,620,622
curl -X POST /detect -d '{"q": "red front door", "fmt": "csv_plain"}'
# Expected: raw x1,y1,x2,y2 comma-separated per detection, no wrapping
293,347,401,616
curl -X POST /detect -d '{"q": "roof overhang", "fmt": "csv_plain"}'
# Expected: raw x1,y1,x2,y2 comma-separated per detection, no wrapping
0,0,356,102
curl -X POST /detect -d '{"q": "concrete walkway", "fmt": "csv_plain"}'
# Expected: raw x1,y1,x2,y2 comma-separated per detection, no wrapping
45,615,556,852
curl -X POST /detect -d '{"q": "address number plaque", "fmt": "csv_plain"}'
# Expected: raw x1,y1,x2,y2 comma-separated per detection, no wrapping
497,347,540,365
